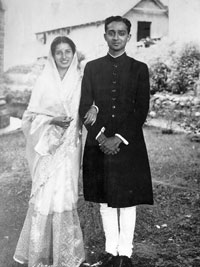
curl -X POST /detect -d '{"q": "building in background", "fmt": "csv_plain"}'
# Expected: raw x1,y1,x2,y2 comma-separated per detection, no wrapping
5,0,200,69
3,0,169,69
35,0,168,59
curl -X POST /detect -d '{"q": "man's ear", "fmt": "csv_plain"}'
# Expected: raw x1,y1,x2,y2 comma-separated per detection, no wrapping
104,33,107,41
127,34,131,42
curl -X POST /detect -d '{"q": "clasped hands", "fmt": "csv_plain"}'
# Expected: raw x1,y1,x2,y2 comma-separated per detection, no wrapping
97,133,122,155
84,107,121,155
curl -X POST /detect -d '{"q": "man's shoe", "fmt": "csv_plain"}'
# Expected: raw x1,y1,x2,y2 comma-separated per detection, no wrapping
114,256,133,267
92,252,116,266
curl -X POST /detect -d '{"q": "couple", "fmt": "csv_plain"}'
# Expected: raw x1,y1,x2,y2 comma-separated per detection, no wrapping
14,16,153,267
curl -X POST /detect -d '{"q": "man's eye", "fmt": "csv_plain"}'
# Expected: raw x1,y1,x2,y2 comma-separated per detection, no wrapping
118,31,126,36
107,31,115,36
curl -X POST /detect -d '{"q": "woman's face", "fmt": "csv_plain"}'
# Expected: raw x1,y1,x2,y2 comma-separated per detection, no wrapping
53,43,74,70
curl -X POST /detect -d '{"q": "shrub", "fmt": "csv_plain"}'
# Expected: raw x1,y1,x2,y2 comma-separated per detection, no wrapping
4,89,31,105
167,43,200,94
2,73,15,84
149,61,170,94
148,42,200,94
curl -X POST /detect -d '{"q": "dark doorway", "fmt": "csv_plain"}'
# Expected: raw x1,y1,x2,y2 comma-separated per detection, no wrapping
137,21,151,41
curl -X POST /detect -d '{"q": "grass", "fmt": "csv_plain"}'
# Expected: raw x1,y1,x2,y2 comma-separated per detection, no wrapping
0,126,200,267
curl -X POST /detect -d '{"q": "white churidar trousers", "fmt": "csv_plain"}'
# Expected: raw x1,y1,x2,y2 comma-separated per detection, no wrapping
100,203,136,258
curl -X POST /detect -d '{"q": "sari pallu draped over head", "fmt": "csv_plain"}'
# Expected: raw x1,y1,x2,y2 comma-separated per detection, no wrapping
22,51,83,213
14,50,85,267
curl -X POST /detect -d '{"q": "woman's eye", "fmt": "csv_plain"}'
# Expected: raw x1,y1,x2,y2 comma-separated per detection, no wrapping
55,51,62,56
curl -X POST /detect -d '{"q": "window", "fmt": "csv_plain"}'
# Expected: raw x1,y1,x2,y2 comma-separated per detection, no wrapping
137,21,151,41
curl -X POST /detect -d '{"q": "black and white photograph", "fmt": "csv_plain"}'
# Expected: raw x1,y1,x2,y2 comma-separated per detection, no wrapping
0,1,200,266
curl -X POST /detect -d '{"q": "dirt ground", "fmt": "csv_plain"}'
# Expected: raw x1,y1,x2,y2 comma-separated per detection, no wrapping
0,126,200,267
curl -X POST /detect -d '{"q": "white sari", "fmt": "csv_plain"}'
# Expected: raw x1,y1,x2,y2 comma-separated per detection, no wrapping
14,51,85,267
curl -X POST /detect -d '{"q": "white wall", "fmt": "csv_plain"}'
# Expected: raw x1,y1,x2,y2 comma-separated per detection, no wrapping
125,9,168,53
42,23,107,62
69,24,106,60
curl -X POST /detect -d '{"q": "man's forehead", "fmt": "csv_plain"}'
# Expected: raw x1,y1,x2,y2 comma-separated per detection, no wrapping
106,21,128,31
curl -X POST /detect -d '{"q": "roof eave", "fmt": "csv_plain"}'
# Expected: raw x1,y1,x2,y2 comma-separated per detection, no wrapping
35,20,104,36
132,0,168,11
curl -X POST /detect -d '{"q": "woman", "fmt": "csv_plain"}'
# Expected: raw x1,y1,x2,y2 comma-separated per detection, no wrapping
14,36,87,267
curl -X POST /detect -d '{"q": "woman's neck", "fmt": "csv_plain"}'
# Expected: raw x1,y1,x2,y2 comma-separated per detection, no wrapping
58,68,68,80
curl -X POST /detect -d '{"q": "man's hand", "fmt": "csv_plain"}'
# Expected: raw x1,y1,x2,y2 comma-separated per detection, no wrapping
98,135,122,155
84,106,97,125
97,132,106,144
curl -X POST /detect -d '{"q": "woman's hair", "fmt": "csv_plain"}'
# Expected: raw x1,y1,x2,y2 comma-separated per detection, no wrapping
51,36,76,56
105,16,131,34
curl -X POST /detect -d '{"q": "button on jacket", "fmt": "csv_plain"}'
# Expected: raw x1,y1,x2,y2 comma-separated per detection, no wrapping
79,53,153,208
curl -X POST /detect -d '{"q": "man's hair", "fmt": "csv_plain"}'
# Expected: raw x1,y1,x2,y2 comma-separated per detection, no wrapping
105,16,131,34
51,36,76,56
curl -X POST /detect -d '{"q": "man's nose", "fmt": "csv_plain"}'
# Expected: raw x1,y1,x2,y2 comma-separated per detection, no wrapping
113,33,119,40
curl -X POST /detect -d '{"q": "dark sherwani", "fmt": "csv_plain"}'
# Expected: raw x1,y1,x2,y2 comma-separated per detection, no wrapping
79,53,153,208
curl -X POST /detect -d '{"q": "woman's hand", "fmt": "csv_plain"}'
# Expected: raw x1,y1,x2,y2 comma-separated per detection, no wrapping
50,116,73,129
84,106,97,125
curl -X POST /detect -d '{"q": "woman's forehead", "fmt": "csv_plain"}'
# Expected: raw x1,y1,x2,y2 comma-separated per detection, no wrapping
55,42,72,51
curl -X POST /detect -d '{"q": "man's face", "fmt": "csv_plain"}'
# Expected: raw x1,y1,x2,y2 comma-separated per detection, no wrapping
104,21,131,55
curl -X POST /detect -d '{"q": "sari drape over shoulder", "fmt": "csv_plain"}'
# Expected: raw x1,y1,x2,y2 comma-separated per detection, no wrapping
14,52,85,267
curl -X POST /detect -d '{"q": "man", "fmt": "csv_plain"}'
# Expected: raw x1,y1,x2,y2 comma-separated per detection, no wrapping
79,16,153,267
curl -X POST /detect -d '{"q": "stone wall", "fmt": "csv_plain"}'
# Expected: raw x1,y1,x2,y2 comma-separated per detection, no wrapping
150,92,200,133
150,93,200,117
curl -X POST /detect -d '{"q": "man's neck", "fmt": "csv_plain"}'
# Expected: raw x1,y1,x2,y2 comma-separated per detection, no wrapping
108,51,125,58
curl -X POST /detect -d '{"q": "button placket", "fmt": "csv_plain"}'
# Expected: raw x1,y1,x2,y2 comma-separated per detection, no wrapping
111,63,119,119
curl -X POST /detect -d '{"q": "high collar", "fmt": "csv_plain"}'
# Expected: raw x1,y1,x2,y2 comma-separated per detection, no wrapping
106,52,127,63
